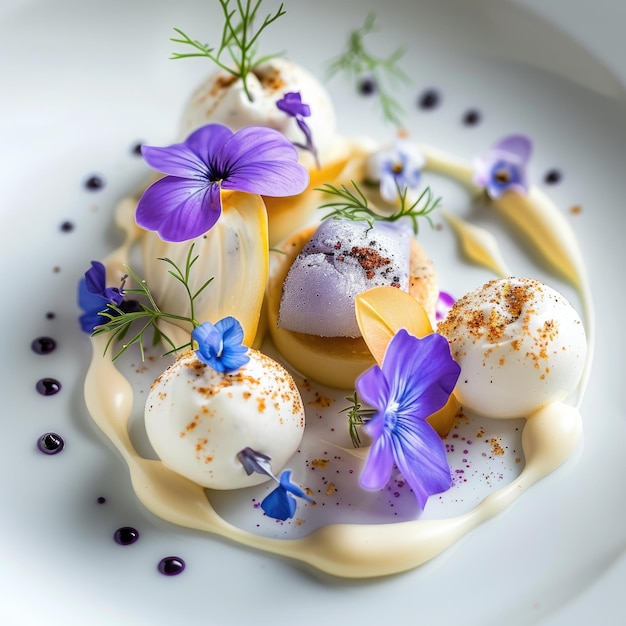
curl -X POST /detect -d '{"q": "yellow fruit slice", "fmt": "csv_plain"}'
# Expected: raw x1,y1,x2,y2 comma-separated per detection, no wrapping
354,286,459,437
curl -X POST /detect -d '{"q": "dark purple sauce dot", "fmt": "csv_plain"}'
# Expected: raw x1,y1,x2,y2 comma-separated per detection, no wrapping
97,496,106,504
84,175,104,191
544,169,562,185
131,142,144,156
418,89,441,110
46,312,56,320
37,432,64,455
36,378,62,396
462,109,481,126
158,556,185,576
358,76,377,96
31,336,56,355
60,221,74,233
114,527,140,545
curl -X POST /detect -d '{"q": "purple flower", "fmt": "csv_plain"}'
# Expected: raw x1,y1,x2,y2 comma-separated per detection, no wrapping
85,261,124,306
356,329,460,509
78,261,126,333
473,134,532,199
136,124,309,242
435,290,456,321
261,470,313,521
192,317,250,373
367,140,426,203
276,92,319,168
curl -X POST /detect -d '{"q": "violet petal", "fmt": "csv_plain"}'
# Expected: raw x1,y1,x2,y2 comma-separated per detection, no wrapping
136,176,220,242
220,127,309,197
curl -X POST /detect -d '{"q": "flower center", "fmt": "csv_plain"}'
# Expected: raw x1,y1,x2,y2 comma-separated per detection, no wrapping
494,168,510,183
392,161,404,175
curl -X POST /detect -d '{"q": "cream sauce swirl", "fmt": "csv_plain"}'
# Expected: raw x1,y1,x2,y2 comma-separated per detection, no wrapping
84,146,593,578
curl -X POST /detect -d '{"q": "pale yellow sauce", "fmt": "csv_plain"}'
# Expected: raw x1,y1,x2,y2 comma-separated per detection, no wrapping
84,147,592,578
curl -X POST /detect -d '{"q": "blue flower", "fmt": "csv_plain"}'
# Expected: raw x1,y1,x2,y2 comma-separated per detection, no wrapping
78,261,126,333
275,91,319,168
192,317,250,373
261,470,313,521
355,329,460,509
367,140,426,204
473,134,532,199
136,123,309,242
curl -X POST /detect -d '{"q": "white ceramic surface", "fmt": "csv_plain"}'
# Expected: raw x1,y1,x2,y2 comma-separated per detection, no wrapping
1,0,625,624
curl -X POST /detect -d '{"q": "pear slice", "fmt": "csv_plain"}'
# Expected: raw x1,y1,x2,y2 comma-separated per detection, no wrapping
140,190,268,349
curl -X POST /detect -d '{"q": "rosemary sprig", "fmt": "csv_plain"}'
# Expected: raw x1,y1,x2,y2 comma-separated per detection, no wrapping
327,13,408,127
171,0,286,102
340,392,376,448
92,244,214,361
317,180,441,235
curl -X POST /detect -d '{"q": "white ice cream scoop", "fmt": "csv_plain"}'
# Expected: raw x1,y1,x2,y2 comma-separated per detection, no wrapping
437,277,587,418
145,349,305,489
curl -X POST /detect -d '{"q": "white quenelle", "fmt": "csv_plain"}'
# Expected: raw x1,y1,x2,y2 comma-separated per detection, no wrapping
438,277,587,418
179,57,338,168
278,219,411,338
144,350,305,489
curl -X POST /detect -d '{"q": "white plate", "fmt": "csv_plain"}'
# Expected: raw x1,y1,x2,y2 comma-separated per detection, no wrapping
1,0,625,624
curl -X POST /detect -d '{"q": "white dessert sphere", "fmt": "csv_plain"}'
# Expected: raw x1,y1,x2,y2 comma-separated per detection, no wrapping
145,349,305,489
437,277,586,418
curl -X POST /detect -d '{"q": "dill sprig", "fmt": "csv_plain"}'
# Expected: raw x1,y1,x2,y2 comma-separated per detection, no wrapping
340,392,377,448
327,13,408,127
92,245,214,361
317,180,441,235
171,0,286,102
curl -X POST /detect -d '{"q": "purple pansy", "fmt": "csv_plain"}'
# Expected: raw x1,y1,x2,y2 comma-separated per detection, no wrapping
367,140,426,203
355,329,460,509
78,261,126,333
192,317,250,373
473,134,532,199
276,91,319,168
261,470,314,521
136,123,309,242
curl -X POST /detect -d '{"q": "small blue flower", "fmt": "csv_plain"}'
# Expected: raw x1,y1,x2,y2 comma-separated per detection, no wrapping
356,329,460,509
367,140,426,204
85,260,124,306
261,470,314,521
473,134,532,199
78,261,127,333
192,317,250,373
276,91,319,168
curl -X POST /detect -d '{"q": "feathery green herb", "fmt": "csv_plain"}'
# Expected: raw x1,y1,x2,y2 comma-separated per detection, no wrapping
341,392,377,448
327,13,408,126
171,0,286,102
92,245,213,361
317,180,441,235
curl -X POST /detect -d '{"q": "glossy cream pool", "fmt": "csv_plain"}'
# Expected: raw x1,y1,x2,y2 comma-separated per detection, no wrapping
83,145,592,578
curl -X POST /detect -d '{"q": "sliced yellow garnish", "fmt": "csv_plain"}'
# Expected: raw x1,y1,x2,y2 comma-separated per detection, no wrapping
354,286,458,437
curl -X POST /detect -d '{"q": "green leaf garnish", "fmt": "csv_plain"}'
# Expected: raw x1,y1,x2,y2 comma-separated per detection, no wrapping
91,244,213,361
171,0,286,102
340,392,376,448
317,180,441,235
327,13,408,127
